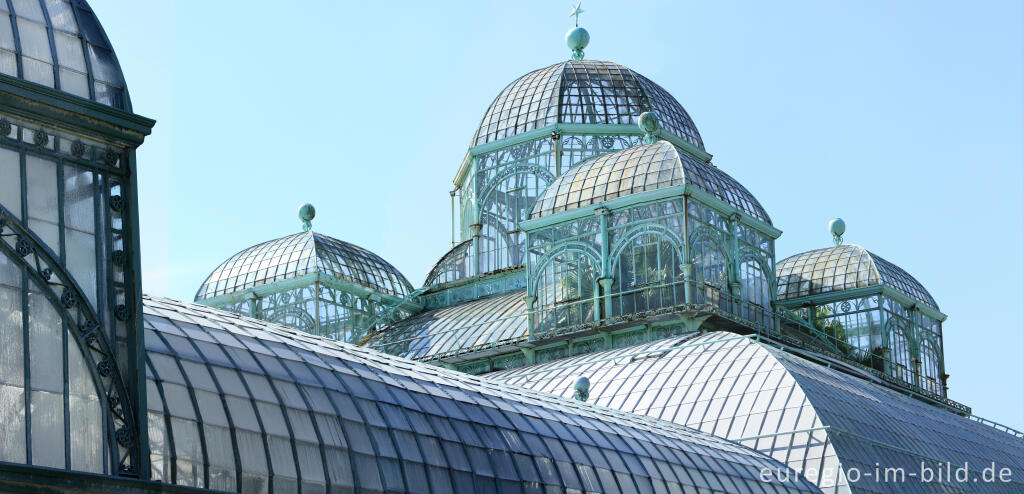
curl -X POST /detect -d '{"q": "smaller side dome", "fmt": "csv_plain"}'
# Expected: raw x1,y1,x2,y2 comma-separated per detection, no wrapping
776,244,938,309
530,140,771,224
195,231,413,301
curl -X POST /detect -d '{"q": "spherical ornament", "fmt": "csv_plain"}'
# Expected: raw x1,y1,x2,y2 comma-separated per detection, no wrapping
299,203,316,222
572,376,591,402
638,111,660,134
829,217,846,237
566,26,590,52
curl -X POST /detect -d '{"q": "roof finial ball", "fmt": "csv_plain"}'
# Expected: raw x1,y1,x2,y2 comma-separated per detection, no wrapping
572,376,591,402
566,2,589,61
829,217,846,246
639,111,660,144
299,203,316,232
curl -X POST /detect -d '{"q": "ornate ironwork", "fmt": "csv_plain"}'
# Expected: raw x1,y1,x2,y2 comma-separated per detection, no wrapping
0,204,140,475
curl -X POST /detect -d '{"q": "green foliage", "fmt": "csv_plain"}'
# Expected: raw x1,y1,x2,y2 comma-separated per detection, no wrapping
814,305,853,355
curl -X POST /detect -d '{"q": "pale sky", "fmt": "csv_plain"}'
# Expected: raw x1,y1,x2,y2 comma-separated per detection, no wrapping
90,1,1023,430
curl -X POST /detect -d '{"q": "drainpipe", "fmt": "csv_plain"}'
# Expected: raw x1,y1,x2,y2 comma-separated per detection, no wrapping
595,207,612,321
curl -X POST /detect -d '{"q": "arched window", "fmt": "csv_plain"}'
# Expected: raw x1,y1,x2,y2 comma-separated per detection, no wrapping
887,319,914,384
920,338,942,395
690,232,728,307
611,232,684,315
0,251,104,473
533,249,598,333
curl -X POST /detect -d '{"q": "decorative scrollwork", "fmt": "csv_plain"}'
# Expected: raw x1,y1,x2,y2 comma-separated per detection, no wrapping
115,427,134,447
71,140,86,157
104,148,120,166
33,129,48,147
97,358,113,377
109,195,124,212
600,136,615,148
0,118,10,136
15,237,32,257
840,301,852,313
114,304,129,321
60,289,77,309
0,204,139,476
111,250,126,266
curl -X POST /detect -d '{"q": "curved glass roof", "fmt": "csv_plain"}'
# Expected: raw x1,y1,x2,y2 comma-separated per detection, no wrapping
776,244,938,309
0,0,129,109
142,296,822,494
490,331,1024,492
531,140,771,224
368,290,528,361
423,239,473,287
474,60,703,150
195,231,413,301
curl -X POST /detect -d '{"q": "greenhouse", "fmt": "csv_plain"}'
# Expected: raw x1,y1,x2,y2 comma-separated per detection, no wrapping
0,1,1019,493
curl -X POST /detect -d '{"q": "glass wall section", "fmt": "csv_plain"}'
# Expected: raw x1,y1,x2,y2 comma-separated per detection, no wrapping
469,134,645,278
0,249,105,473
143,296,821,494
607,200,687,315
527,215,602,334
525,194,775,338
423,240,473,287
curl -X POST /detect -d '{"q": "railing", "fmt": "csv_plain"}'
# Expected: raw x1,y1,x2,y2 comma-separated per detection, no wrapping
968,415,1024,439
363,276,973,415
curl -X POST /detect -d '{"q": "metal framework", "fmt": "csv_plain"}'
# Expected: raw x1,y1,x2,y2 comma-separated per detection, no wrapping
196,231,417,343
143,295,822,494
488,331,1024,494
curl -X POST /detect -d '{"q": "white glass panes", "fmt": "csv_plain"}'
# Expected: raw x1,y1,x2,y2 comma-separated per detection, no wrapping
144,295,822,494
0,0,128,108
368,290,527,360
490,331,1024,493
531,141,771,224
474,60,704,151
776,244,938,309
196,232,413,300
0,252,106,474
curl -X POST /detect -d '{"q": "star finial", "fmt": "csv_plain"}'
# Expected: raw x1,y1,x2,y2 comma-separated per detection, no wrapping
569,1,584,27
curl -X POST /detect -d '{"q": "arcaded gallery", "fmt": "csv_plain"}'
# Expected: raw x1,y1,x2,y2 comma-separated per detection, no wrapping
0,1,1020,493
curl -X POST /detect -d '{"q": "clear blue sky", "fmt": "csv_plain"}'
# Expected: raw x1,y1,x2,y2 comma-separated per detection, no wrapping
89,1,1023,430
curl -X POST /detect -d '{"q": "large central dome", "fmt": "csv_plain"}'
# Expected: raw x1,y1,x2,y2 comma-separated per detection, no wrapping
473,60,704,149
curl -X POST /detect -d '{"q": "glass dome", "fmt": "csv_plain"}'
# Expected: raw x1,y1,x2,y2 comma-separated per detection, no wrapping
474,60,703,149
0,0,129,109
195,231,413,301
530,140,771,223
776,244,938,309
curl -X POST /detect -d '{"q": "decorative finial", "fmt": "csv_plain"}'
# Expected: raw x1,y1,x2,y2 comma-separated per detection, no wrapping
572,376,590,402
570,1,584,27
566,2,589,61
829,217,846,246
299,203,316,232
639,111,660,144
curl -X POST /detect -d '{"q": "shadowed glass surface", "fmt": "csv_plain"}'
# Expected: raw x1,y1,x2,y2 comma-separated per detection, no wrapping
489,331,1024,493
367,290,527,361
0,0,128,108
776,245,937,309
195,231,413,301
143,296,823,494
530,140,771,224
473,60,704,150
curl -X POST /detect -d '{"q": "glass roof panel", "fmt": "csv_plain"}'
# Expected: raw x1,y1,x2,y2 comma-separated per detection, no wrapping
143,296,822,493
530,140,771,224
0,0,129,108
473,60,703,150
776,244,938,309
195,231,413,300
489,331,1024,492
423,239,473,287
367,290,528,361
